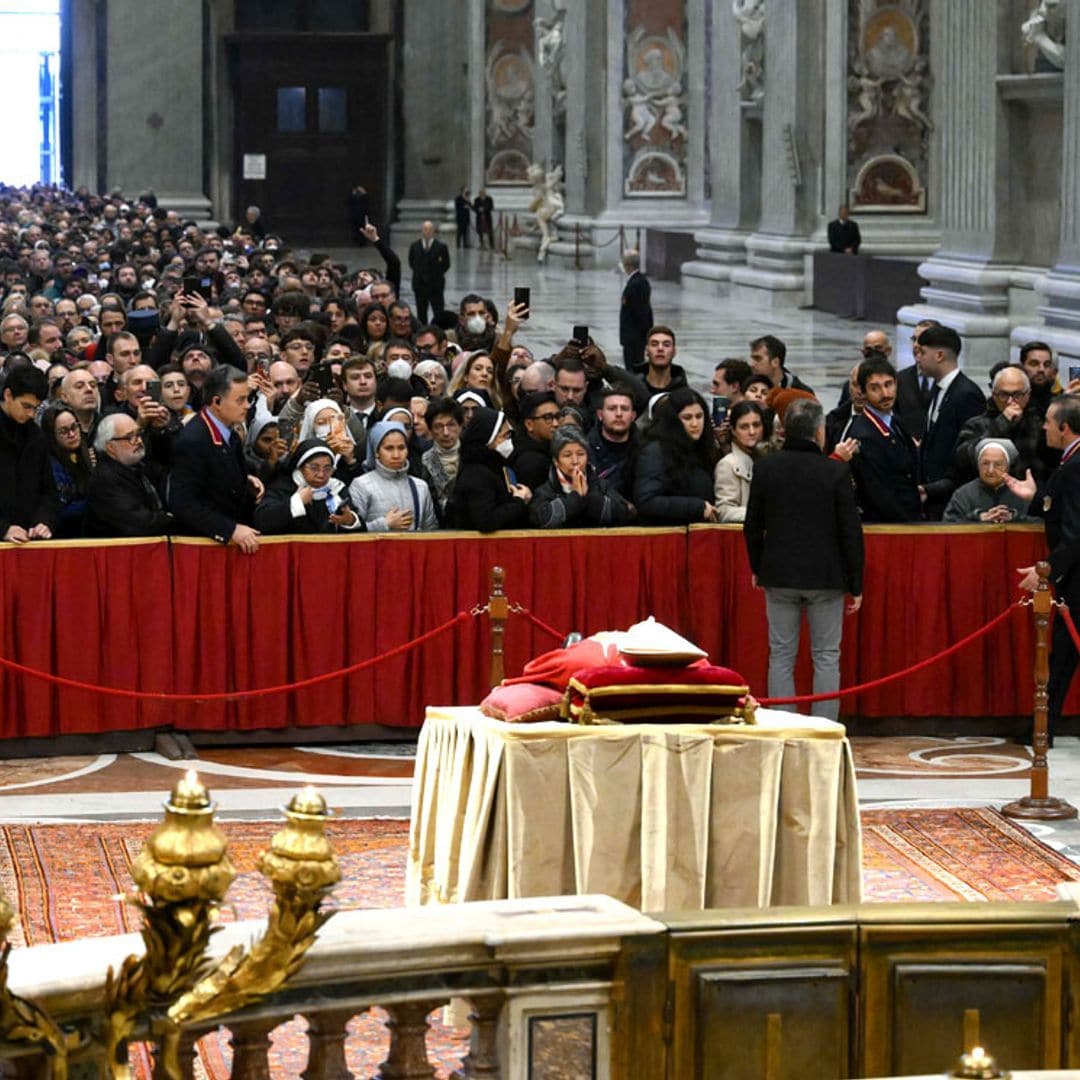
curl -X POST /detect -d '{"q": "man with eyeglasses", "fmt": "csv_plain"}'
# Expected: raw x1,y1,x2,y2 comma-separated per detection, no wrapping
84,412,172,538
0,366,57,544
954,365,1055,490
511,391,560,491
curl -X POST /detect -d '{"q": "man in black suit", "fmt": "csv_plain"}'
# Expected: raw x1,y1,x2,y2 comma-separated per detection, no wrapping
85,412,173,537
894,318,941,438
847,353,922,522
1017,394,1080,744
750,335,815,395
745,397,864,721
408,220,451,324
168,365,263,553
915,324,985,520
827,205,861,254
619,249,652,373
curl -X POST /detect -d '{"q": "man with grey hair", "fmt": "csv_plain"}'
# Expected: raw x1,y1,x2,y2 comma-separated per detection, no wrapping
619,248,652,373
58,365,101,436
744,396,864,721
0,312,28,354
955,364,1051,488
84,412,172,537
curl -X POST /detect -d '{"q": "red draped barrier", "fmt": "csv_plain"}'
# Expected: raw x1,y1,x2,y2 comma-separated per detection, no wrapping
0,524,1069,740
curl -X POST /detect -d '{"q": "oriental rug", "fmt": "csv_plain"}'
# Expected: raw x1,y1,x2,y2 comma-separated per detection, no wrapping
1,809,1077,1078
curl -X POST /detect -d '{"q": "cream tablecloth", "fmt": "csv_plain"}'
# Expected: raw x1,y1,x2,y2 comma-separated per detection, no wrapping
406,706,862,911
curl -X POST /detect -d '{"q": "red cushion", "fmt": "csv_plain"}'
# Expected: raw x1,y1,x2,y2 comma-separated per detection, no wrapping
503,638,624,689
479,682,564,723
504,637,708,691
565,663,753,725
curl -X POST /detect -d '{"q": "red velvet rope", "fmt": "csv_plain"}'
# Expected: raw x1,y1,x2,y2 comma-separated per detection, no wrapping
1059,603,1080,654
513,606,569,643
0,610,474,702
758,600,1024,706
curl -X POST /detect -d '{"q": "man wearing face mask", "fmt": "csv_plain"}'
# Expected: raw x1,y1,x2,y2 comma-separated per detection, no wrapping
84,412,173,537
458,293,496,352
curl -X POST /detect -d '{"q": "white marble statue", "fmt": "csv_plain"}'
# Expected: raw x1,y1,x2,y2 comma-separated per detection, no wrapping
623,78,658,141
536,2,568,116
1022,0,1066,69
733,0,765,102
527,162,565,264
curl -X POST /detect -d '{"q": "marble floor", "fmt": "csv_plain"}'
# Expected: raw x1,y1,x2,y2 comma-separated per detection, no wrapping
321,242,871,409
5,734,1080,865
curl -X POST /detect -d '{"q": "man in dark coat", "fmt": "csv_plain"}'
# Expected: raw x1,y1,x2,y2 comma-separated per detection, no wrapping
510,391,559,492
168,365,263,552
408,220,451,323
744,396,864,721
847,353,922,522
915,324,985,519
827,205,861,254
619,250,653,373
0,366,57,542
1017,395,1080,745
84,412,173,537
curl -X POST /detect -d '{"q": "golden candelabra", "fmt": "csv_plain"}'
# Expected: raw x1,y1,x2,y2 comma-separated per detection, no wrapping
951,1045,1010,1079
98,772,339,1080
0,884,69,1078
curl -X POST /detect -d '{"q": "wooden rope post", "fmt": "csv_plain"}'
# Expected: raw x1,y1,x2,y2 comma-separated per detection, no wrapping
1003,561,1077,820
488,566,508,689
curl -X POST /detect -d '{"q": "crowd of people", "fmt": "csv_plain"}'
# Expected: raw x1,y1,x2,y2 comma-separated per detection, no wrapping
0,183,1071,554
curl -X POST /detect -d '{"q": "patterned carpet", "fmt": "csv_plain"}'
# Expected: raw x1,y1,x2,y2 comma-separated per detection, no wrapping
2,809,1078,1078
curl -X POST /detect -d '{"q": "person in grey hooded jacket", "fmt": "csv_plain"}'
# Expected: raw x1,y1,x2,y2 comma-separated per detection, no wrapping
349,419,438,531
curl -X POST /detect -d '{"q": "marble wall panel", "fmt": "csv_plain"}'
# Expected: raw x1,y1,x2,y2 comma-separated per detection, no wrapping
846,0,932,213
484,0,536,185
622,0,688,197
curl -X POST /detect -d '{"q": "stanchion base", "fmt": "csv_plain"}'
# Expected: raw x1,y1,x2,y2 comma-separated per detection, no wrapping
1001,796,1078,821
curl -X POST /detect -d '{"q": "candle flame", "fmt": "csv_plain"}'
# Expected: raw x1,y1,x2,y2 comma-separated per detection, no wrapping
184,768,198,786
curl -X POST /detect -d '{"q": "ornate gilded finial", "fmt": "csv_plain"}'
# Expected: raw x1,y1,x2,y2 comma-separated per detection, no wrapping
104,772,235,1078
164,784,340,1052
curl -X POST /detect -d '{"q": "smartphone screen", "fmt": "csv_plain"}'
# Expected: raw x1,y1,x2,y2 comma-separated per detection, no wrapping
514,287,530,319
572,324,589,347
146,380,162,404
313,364,335,394
712,395,730,428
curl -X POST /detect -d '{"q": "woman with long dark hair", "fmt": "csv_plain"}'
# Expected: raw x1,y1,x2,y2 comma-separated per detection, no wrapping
633,386,719,524
41,405,94,537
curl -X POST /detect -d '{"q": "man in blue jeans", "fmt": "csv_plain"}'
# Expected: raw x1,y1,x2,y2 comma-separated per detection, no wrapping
743,398,865,721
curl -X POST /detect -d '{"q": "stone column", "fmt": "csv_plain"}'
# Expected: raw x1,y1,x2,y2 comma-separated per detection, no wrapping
69,0,99,192
93,0,208,216
1012,3,1080,368
729,0,825,308
681,1,760,292
395,0,471,235
897,1,1010,374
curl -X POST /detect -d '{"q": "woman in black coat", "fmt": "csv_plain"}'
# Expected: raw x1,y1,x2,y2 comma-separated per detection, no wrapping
529,426,635,528
632,386,719,524
450,406,531,531
254,439,365,535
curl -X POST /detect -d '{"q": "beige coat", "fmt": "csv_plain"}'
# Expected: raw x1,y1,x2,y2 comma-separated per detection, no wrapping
713,445,754,523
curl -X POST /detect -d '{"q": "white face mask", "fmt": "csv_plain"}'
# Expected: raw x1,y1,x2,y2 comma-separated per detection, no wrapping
494,437,514,459
465,315,486,335
314,422,332,439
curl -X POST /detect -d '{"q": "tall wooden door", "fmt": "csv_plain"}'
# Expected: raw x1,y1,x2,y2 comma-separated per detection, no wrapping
227,33,391,245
